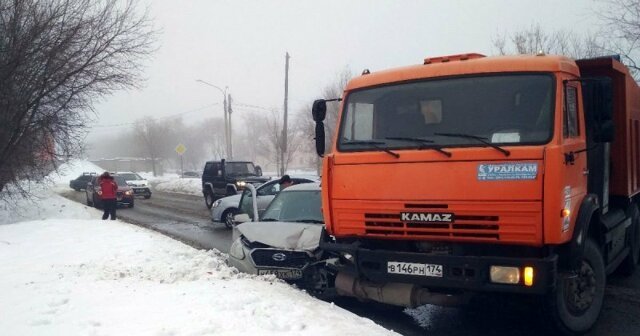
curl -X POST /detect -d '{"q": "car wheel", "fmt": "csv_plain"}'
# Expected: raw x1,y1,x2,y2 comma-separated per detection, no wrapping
93,195,102,209
128,201,134,208
74,188,80,192
620,204,640,275
205,192,214,209
144,194,151,199
222,208,238,229
545,239,605,335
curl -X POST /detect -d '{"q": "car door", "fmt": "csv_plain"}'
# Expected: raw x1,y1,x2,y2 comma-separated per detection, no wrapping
256,181,280,215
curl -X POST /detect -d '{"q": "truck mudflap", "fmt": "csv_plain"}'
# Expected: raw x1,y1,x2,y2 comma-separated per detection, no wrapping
321,233,557,295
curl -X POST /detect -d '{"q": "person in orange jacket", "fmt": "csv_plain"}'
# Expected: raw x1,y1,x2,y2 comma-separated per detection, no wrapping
99,172,118,220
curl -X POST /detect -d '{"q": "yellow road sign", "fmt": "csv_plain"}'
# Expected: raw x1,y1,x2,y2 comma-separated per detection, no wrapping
175,143,187,155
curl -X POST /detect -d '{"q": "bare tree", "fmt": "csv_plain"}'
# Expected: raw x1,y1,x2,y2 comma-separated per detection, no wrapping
598,0,640,75
134,117,171,176
298,67,352,173
492,24,602,59
0,0,156,197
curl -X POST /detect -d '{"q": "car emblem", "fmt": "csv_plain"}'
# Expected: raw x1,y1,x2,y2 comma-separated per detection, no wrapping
272,253,287,262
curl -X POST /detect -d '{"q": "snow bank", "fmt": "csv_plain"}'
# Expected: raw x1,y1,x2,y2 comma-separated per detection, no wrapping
49,159,105,185
0,189,396,335
152,176,202,196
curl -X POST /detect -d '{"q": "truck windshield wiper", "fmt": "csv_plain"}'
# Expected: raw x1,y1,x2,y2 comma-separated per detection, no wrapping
342,140,400,158
385,137,452,157
434,132,510,157
294,219,324,224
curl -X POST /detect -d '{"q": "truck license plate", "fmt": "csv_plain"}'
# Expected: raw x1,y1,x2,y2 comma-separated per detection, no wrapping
257,269,303,280
387,261,443,277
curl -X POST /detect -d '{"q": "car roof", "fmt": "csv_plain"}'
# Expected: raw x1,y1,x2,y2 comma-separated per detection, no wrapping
280,182,320,192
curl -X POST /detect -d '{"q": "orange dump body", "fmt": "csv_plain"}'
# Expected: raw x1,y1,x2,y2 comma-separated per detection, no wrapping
322,54,600,247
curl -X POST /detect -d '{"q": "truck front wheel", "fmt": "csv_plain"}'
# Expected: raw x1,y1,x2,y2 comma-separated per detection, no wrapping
546,239,605,335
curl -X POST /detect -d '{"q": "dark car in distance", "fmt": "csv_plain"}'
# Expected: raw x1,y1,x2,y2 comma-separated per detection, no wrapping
85,174,134,209
202,159,269,209
69,172,96,191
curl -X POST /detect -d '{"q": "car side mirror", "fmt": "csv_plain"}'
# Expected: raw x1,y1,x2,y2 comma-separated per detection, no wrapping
233,213,251,225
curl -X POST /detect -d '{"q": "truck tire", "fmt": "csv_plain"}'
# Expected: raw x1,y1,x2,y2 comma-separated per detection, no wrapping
619,204,640,276
205,191,215,209
222,208,238,229
546,239,605,335
87,195,93,206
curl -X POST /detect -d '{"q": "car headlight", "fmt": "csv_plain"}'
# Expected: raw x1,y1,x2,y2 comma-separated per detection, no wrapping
124,190,132,196
212,199,222,208
229,237,246,260
236,181,246,187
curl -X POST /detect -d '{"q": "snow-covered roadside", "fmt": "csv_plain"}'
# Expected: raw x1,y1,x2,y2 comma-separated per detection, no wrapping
152,176,202,196
0,162,397,336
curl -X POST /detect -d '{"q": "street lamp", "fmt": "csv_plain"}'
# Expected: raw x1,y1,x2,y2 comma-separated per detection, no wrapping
196,79,232,159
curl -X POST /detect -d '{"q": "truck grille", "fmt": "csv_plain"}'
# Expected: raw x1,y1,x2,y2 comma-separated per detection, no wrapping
364,212,500,240
250,249,311,269
332,200,542,244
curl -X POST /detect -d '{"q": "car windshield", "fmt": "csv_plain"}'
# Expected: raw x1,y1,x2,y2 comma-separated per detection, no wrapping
113,176,127,185
225,162,257,176
338,74,554,152
261,189,323,224
119,173,141,181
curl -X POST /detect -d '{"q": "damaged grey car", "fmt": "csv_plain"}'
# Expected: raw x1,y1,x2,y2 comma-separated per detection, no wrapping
227,183,335,298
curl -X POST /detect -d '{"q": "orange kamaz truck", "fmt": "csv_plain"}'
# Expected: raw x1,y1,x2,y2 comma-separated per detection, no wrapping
311,53,640,335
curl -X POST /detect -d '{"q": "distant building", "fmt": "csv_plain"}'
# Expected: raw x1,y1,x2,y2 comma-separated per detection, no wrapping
90,157,163,175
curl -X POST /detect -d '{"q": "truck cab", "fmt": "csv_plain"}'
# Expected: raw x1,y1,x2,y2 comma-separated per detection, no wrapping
313,53,640,335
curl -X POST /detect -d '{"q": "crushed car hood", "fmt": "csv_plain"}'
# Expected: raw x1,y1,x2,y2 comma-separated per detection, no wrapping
237,222,323,251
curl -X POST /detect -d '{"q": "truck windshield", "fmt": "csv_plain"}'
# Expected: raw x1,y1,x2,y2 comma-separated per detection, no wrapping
338,74,554,152
225,162,257,176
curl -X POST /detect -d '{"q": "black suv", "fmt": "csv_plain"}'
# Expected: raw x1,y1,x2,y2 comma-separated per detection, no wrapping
69,172,96,191
202,159,268,208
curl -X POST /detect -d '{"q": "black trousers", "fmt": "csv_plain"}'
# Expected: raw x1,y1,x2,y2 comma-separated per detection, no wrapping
102,199,117,220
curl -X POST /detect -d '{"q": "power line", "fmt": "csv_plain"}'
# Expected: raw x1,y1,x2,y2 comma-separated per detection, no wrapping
91,103,220,128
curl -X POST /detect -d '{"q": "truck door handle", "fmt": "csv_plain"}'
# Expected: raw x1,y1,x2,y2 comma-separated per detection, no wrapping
583,168,589,176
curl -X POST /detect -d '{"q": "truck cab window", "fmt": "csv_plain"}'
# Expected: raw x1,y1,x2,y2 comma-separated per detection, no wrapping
564,86,580,138
343,102,374,140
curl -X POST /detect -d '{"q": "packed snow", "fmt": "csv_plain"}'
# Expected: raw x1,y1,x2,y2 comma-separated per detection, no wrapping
0,161,397,336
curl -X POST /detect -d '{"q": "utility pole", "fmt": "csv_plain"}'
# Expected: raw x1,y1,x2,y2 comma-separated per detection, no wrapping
228,94,233,160
223,92,229,159
280,52,290,176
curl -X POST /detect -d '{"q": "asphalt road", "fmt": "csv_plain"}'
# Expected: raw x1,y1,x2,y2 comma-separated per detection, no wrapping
60,189,640,336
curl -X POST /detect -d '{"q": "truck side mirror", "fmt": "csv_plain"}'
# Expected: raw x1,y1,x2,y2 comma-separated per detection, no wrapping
581,77,614,143
315,122,325,157
596,120,614,143
312,99,327,122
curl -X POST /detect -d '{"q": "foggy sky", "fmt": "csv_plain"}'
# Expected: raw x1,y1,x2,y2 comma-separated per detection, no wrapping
89,0,599,139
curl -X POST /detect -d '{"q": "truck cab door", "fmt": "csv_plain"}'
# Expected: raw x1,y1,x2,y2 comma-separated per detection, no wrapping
561,83,588,231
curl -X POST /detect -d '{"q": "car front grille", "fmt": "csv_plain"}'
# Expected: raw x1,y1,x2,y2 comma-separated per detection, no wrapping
250,249,311,269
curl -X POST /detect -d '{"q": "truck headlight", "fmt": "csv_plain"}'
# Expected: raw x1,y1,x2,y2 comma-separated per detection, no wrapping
124,190,133,196
490,266,520,284
229,238,246,260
